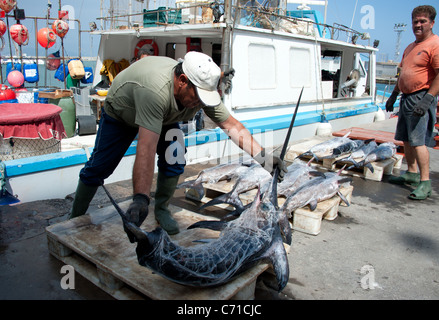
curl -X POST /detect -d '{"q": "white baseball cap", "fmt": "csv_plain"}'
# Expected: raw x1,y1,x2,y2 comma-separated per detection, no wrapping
182,51,221,107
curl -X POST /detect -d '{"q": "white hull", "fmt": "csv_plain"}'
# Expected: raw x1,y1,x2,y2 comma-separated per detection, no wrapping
2,2,391,204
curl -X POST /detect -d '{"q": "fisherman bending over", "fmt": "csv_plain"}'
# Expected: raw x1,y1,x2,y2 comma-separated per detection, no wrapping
69,51,286,235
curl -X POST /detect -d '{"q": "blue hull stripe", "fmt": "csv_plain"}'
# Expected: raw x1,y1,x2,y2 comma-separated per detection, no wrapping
3,101,393,178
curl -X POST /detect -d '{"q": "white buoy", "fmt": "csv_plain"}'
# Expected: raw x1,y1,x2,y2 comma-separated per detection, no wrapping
316,118,332,136
374,107,385,122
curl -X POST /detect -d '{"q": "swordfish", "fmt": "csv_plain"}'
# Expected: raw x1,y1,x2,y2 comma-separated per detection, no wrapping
115,164,290,290
281,170,352,217
297,132,352,161
175,158,255,199
199,162,272,215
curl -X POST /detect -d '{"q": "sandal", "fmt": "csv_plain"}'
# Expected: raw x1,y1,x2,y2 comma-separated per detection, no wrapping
408,180,432,200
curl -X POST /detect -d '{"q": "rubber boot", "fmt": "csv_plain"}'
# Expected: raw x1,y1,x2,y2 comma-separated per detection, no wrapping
69,180,99,219
154,172,180,235
388,171,420,186
408,180,432,200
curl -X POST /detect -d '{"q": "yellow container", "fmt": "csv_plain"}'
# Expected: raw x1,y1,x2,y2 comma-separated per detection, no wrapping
68,60,85,79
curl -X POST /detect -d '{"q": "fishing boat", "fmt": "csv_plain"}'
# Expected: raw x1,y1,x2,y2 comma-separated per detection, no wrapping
1,0,396,204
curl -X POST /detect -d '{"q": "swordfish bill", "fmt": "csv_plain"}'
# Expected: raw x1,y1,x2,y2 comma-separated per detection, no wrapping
271,87,304,208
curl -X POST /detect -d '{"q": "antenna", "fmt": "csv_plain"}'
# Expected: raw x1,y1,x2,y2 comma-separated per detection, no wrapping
394,23,406,61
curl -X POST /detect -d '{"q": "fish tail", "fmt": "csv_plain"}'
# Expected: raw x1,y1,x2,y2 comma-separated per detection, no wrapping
349,159,362,169
177,180,205,199
187,220,227,231
365,163,374,173
298,151,314,160
200,191,245,212
199,193,229,210
176,179,195,189
337,190,350,206
222,203,252,220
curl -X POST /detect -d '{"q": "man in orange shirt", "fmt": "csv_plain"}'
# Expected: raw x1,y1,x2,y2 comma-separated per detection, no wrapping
386,5,439,200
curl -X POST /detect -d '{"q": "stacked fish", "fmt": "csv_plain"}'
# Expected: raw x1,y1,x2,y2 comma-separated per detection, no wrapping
180,136,397,219
297,133,397,173
178,157,349,218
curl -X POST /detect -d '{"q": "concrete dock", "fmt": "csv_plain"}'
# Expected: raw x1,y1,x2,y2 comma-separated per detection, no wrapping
1,118,438,300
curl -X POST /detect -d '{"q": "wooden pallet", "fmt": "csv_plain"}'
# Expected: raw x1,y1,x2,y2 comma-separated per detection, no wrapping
184,175,354,236
46,202,279,300
284,136,403,182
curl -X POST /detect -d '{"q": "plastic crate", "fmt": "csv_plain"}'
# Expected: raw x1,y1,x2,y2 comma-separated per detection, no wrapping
72,87,93,116
143,7,182,27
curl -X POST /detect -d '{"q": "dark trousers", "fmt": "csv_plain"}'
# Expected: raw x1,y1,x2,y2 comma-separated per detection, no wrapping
80,109,186,186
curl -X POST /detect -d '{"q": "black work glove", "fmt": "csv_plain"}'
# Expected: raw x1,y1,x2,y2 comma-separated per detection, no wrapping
222,68,235,94
413,93,435,117
385,91,399,112
254,148,288,181
223,68,235,78
126,193,150,227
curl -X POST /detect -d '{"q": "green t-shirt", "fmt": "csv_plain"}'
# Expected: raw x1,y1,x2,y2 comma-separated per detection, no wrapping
103,56,230,134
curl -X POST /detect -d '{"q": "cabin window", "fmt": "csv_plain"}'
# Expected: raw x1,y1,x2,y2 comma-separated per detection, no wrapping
248,43,276,89
289,47,311,88
321,50,342,98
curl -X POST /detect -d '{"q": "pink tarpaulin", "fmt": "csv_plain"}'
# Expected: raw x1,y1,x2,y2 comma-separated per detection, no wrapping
0,103,67,141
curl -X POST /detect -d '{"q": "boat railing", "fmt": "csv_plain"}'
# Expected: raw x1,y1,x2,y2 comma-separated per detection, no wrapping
95,2,371,45
1,13,85,88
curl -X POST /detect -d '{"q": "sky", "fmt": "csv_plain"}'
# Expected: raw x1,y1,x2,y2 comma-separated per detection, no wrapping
1,0,439,62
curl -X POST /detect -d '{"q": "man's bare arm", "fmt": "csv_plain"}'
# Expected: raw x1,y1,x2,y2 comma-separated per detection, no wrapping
217,115,262,157
133,126,160,197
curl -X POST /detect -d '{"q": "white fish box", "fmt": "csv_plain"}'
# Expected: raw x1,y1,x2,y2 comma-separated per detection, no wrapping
291,185,353,235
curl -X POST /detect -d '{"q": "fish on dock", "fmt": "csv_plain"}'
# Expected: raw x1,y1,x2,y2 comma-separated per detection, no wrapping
277,159,321,197
199,163,272,214
334,140,378,168
297,132,351,161
331,138,375,158
347,142,397,173
281,170,352,217
176,158,255,199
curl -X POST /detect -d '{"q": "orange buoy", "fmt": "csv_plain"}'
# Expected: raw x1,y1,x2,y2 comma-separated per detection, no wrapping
37,27,56,48
0,0,16,13
7,70,24,87
52,19,69,38
0,19,6,36
9,24,28,45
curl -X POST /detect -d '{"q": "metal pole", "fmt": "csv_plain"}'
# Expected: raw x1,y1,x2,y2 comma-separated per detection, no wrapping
220,0,232,94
